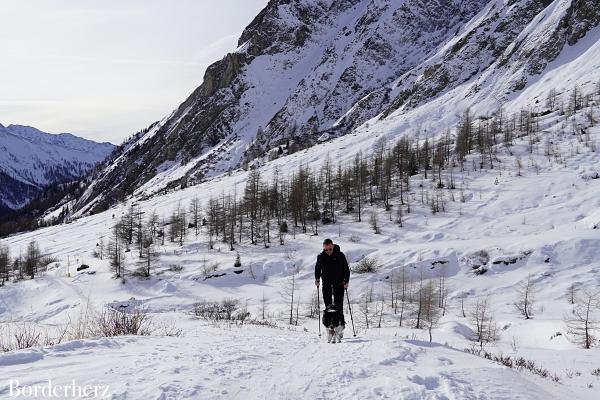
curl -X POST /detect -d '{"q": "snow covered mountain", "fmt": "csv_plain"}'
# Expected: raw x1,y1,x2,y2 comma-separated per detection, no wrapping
2,106,600,398
72,0,599,216
0,124,114,212
1,1,600,398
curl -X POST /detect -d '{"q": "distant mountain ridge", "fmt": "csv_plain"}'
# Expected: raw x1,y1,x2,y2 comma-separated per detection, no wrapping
0,123,115,213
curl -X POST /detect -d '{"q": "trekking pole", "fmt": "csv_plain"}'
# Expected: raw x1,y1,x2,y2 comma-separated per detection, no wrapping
317,287,321,337
345,288,356,337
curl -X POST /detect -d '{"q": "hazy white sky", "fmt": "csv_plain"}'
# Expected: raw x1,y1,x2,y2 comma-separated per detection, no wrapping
0,0,268,144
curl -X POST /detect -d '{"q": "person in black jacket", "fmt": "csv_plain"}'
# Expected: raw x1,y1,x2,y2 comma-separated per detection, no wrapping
315,238,350,325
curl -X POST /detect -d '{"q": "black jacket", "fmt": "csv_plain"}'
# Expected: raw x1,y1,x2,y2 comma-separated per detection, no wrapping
315,244,350,284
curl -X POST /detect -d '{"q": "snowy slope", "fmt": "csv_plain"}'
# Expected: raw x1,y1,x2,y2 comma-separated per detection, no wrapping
1,104,600,398
0,327,578,399
0,124,114,210
1,1,600,398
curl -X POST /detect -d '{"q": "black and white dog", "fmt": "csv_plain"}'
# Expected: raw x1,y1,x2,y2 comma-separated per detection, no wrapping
322,304,345,343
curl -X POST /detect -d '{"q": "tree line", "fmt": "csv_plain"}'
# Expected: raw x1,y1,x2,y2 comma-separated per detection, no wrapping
2,84,599,347
0,239,56,284
100,84,599,279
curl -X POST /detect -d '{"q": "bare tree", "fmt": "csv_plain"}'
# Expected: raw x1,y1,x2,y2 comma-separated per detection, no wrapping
421,280,441,343
108,222,125,278
458,292,468,318
470,295,498,350
565,291,599,349
13,251,23,281
168,209,179,243
119,205,136,249
134,207,145,257
0,242,10,285
96,236,105,260
159,217,166,246
278,221,287,245
545,88,558,111
566,284,577,305
414,270,425,329
260,292,268,320
456,108,474,169
395,205,403,227
189,197,202,237
282,269,298,325
568,85,583,115
244,168,262,245
437,264,447,310
307,289,319,319
138,234,158,277
514,275,535,319
147,210,160,238
226,194,237,251
352,152,368,222
322,154,336,223
168,203,187,246
359,284,374,329
388,270,396,311
394,267,412,327
281,250,299,325
263,220,271,248
206,198,217,250
295,296,300,326
369,208,380,234
24,240,41,279
178,207,187,246
376,286,385,328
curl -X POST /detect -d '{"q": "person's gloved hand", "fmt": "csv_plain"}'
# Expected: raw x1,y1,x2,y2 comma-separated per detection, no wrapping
343,282,348,289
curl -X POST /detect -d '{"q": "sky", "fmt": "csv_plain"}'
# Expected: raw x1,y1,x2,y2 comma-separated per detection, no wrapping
0,0,268,144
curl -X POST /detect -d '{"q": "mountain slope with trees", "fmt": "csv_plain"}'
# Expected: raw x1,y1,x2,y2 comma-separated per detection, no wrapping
71,0,599,217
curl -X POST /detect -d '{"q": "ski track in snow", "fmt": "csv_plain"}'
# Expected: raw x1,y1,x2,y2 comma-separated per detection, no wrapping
0,326,566,400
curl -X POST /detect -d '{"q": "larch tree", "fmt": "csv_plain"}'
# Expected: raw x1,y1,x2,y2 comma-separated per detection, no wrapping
565,290,599,349
470,295,498,350
189,197,202,237
260,292,268,320
138,233,158,277
134,207,145,257
282,250,299,325
514,275,535,320
566,284,577,305
0,242,10,285
421,280,441,343
108,222,125,278
24,240,41,279
244,168,262,245
360,284,374,329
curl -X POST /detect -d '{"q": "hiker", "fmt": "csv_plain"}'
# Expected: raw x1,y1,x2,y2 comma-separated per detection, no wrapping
315,238,350,326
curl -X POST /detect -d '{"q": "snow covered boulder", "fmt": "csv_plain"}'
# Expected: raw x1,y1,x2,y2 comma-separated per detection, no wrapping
489,250,532,273
317,132,331,143
459,250,490,271
577,166,599,180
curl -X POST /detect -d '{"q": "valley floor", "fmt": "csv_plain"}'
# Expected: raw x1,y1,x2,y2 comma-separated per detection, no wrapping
0,322,585,400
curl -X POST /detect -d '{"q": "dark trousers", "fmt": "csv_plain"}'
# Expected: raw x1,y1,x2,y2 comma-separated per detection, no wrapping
322,282,345,324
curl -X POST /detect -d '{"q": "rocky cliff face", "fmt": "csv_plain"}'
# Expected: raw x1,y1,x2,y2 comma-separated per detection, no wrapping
72,0,600,216
382,0,600,116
